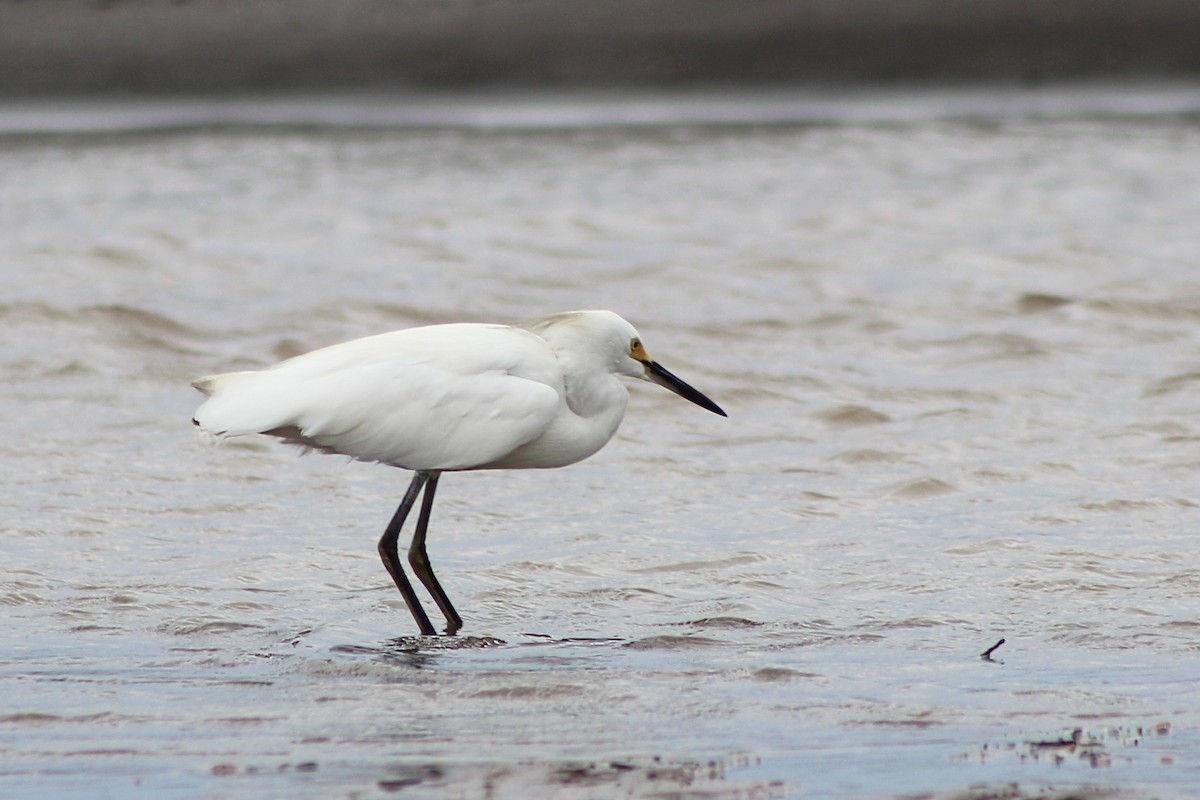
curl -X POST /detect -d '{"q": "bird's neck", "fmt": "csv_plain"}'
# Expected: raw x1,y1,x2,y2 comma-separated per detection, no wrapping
559,356,628,422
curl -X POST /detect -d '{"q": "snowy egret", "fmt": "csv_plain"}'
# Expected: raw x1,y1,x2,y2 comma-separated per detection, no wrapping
192,310,725,635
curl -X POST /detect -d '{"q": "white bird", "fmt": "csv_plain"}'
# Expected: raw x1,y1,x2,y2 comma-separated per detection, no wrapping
192,310,726,635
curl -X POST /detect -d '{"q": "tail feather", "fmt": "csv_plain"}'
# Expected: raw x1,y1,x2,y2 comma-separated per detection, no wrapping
191,374,221,397
191,371,297,437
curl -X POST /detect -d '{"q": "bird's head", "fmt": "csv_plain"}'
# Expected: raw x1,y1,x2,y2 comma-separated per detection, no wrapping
526,310,727,418
625,333,727,417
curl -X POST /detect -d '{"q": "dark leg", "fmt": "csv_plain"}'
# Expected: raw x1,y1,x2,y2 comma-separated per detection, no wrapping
407,472,463,634
378,471,436,635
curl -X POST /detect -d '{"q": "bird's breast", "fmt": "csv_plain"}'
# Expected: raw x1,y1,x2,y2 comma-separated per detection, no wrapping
477,378,629,470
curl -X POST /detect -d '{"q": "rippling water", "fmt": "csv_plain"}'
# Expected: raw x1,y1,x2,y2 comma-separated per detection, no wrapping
3,88,1200,799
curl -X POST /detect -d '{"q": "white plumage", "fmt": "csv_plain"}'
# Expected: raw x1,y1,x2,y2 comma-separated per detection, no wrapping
192,310,725,635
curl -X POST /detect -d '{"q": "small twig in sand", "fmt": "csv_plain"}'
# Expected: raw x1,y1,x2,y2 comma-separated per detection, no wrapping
981,638,1006,660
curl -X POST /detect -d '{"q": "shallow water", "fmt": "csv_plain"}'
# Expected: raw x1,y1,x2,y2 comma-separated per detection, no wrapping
2,88,1200,799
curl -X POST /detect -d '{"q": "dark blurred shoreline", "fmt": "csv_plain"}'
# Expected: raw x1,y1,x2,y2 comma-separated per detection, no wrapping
4,0,1200,96
4,83,1200,137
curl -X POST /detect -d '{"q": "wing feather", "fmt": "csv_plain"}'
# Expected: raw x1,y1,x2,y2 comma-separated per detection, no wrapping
192,324,563,470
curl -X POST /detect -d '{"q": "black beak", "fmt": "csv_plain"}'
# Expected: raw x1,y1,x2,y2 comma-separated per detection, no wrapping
643,360,727,417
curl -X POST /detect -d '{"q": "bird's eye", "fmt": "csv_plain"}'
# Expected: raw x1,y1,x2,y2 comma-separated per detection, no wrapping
630,338,641,353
